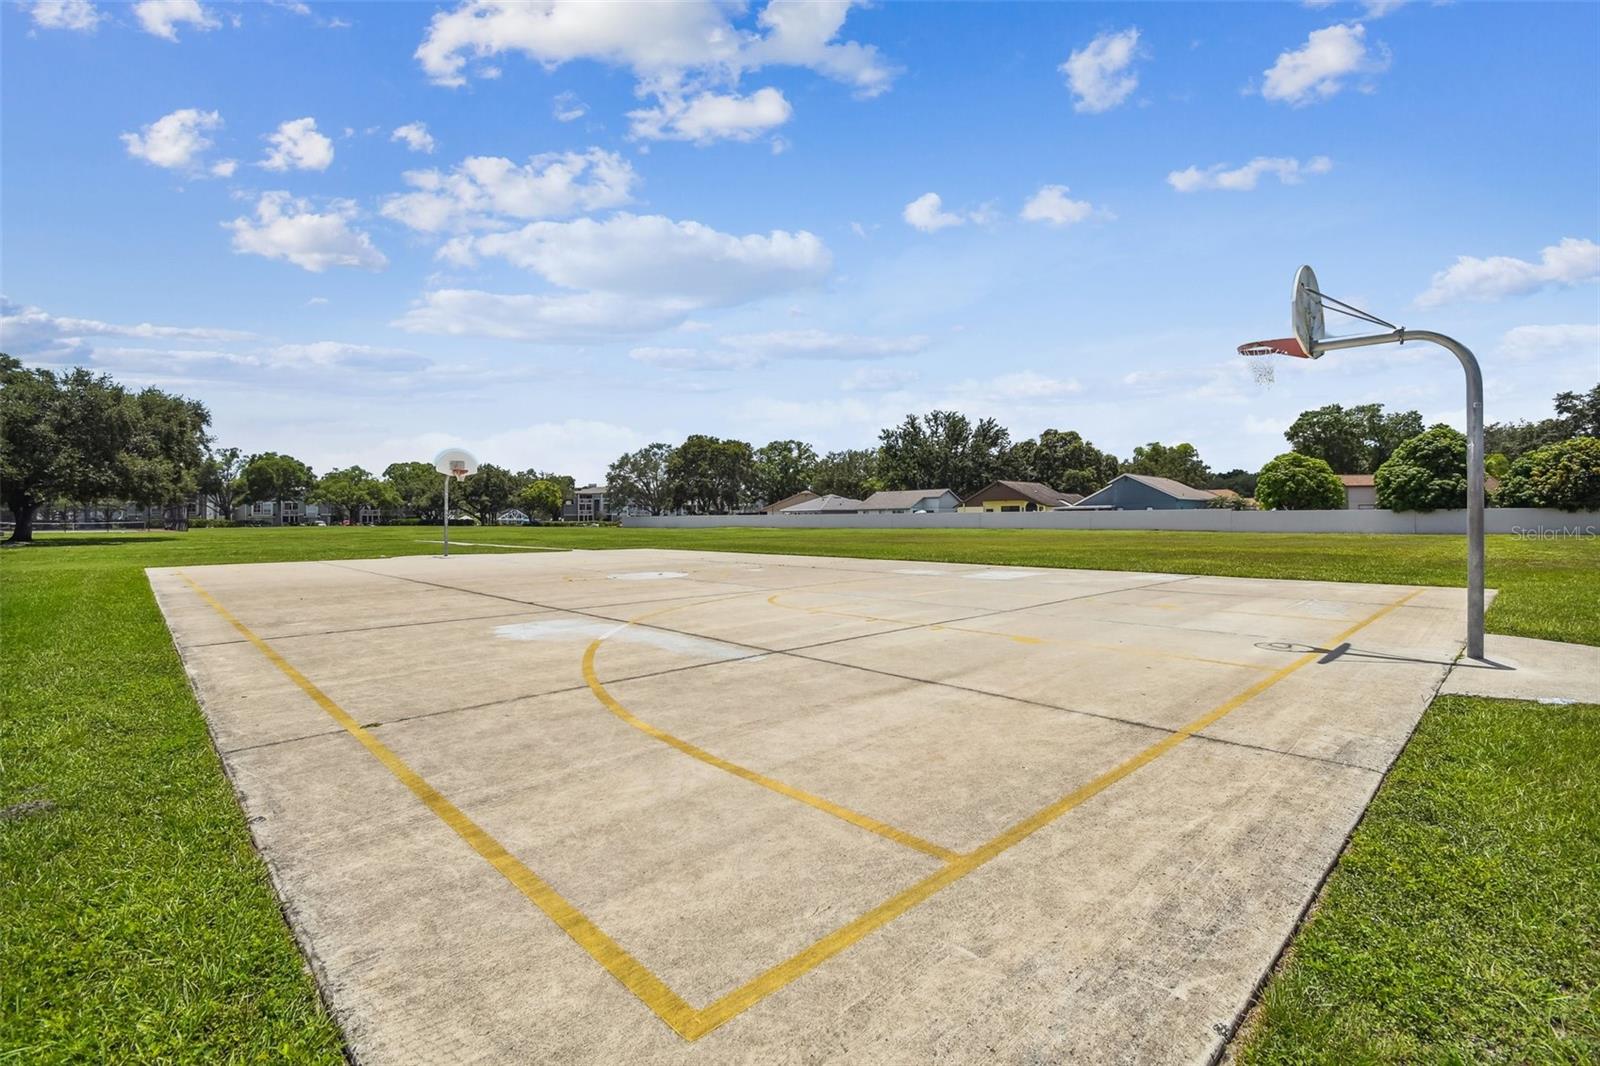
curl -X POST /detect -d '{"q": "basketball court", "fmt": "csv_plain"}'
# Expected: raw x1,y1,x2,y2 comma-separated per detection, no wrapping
148,548,1485,1064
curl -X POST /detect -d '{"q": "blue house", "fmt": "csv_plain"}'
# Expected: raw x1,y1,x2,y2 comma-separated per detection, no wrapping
1074,473,1217,510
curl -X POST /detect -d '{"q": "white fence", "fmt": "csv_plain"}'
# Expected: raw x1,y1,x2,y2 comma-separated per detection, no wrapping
622,508,1599,536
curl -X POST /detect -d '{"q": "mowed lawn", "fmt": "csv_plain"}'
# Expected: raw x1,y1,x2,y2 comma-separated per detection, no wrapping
2,525,1597,1062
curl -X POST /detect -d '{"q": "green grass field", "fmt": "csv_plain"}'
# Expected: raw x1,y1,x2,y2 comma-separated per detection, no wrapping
3,525,1596,1062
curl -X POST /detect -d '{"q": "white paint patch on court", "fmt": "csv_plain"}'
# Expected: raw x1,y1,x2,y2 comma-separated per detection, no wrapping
493,617,749,661
964,570,1046,581
892,568,947,576
608,571,689,581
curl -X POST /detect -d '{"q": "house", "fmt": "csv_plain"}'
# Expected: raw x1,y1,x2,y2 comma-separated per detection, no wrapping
1074,473,1217,510
1337,474,1377,509
561,484,610,522
858,488,961,514
962,480,1083,512
765,490,818,514
780,494,864,514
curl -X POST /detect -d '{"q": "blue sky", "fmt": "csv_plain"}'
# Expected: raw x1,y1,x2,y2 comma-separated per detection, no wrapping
4,0,1597,482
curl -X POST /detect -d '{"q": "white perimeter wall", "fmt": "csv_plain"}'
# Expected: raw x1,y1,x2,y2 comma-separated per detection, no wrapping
622,508,1600,535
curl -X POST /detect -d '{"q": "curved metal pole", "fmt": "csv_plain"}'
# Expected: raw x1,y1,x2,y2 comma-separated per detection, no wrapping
1316,328,1486,659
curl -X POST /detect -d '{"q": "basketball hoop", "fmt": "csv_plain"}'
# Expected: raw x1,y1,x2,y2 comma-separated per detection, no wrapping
432,448,479,558
1234,264,1487,660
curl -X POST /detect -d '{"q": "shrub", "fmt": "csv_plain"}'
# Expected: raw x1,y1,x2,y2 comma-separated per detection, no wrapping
1495,437,1600,511
392,516,422,526
1375,425,1468,511
187,518,238,528
1255,453,1345,510
1205,493,1257,510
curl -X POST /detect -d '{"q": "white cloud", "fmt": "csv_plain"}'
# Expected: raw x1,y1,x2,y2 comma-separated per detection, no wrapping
381,148,636,232
209,159,237,177
841,366,917,391
393,289,690,342
1417,238,1600,308
390,122,436,154
629,87,792,143
1497,324,1600,362
721,329,927,360
30,0,101,32
0,297,255,362
120,108,222,171
306,296,331,306
1020,184,1095,225
457,213,831,308
902,192,966,233
1167,155,1332,192
266,341,429,372
414,0,894,96
1262,23,1388,105
552,91,588,122
225,192,387,273
628,346,760,371
261,117,334,172
952,371,1083,403
132,0,218,40
1061,28,1141,114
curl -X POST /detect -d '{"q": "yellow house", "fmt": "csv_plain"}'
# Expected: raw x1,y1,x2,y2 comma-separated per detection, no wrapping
962,480,1083,512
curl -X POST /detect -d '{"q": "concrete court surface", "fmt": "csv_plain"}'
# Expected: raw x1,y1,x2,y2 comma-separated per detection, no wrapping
147,548,1486,1065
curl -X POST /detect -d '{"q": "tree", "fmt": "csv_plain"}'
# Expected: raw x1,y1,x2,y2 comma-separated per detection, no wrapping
1124,441,1209,486
750,440,818,505
606,443,674,516
1255,452,1345,510
1495,437,1600,511
810,448,882,499
384,461,445,522
1284,403,1423,474
237,452,315,525
877,410,1010,495
1374,425,1468,512
517,479,565,521
1207,468,1259,498
452,462,517,524
1026,428,1121,494
517,469,575,503
1485,384,1599,459
667,435,751,514
311,466,391,523
1,357,208,542
199,446,247,518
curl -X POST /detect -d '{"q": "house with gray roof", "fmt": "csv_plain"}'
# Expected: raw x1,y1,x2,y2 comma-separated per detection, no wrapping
858,488,961,513
1074,473,1217,510
780,493,865,514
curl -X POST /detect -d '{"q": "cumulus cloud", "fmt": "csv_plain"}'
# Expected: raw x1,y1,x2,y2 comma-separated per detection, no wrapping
902,192,967,233
225,192,387,273
392,289,687,342
0,296,255,363
952,370,1083,403
1061,28,1141,113
132,0,218,40
1416,238,1600,308
629,87,792,143
840,366,918,391
1167,155,1332,192
381,148,636,232
1262,23,1389,105
390,122,436,154
454,213,831,307
210,158,237,177
29,0,101,32
266,341,429,372
720,329,927,360
121,108,222,171
1497,324,1600,362
414,0,894,94
628,346,760,371
261,117,334,171
1020,185,1096,225
552,91,588,122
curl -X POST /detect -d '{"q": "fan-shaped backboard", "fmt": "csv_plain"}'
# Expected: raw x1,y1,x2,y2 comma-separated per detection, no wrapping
433,447,479,479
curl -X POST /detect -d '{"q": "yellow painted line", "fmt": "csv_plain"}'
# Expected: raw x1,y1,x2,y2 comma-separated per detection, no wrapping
178,574,701,1039
681,586,1425,1039
581,641,958,863
184,567,1422,1043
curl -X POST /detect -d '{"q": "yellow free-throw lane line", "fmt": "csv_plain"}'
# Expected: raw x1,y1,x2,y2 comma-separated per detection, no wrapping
182,569,1420,1043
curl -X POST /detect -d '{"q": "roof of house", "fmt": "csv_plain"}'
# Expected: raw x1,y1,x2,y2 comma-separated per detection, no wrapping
1337,474,1376,487
781,493,864,513
962,480,1083,508
859,488,956,510
574,484,605,495
1209,487,1240,498
1082,473,1218,503
764,490,818,514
